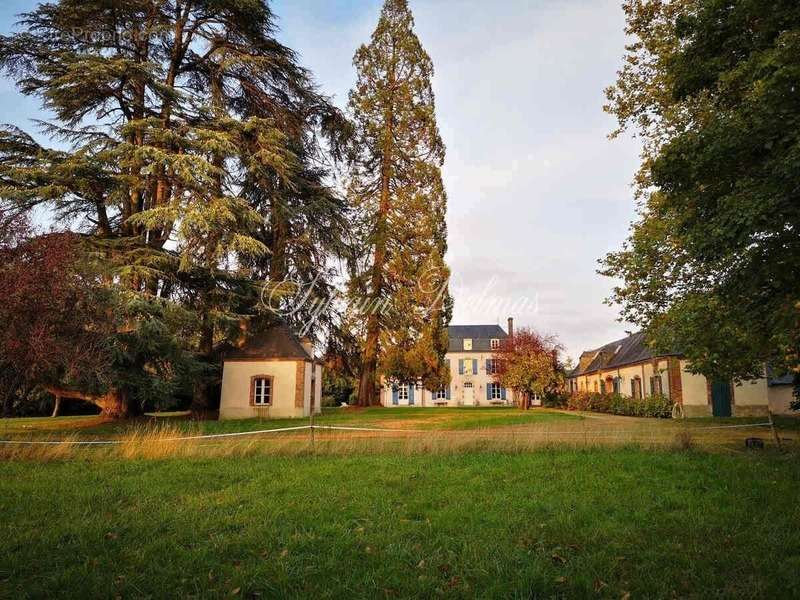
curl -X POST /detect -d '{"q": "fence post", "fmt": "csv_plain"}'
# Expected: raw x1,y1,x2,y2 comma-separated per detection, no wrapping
768,409,782,451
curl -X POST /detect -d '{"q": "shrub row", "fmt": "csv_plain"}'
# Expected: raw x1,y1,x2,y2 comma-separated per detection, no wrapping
567,391,672,418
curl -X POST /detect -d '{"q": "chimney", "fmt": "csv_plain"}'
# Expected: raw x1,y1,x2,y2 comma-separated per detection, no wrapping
507,317,514,338
300,336,314,358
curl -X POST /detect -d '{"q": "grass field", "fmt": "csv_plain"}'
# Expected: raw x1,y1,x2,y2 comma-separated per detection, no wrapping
1,409,798,597
1,448,799,598
0,406,580,437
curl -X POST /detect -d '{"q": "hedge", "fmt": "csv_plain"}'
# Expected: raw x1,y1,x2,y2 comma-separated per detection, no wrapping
567,391,672,418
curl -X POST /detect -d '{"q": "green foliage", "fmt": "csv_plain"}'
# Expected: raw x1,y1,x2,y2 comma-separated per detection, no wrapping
321,368,357,407
347,0,451,402
602,0,800,383
0,1,351,413
567,392,672,418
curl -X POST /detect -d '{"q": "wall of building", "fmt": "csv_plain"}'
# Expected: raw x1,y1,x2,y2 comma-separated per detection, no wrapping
220,359,305,420
569,357,776,418
679,361,710,416
733,374,770,417
381,350,515,407
769,385,796,415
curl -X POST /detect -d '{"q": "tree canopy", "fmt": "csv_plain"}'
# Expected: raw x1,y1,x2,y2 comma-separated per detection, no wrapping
0,0,350,415
347,0,451,405
492,328,563,409
602,0,800,386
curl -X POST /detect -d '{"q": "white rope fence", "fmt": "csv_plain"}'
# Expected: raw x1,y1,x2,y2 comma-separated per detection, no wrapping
0,421,777,446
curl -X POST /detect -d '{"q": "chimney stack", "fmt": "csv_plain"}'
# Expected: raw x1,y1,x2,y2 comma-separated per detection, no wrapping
507,317,514,338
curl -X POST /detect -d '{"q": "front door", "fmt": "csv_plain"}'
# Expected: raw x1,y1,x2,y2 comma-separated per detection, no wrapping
711,381,732,417
463,382,474,406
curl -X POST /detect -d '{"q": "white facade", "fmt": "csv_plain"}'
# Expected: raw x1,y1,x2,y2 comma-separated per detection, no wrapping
380,329,515,407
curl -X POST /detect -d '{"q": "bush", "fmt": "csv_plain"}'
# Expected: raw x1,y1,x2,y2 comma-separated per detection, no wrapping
567,391,672,418
542,391,568,408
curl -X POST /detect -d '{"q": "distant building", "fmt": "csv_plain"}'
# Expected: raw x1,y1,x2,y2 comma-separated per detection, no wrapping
566,332,795,417
381,318,516,407
219,322,322,420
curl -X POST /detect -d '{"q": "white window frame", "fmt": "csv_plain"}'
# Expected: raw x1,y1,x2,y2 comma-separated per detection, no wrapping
487,359,498,374
464,382,473,388
490,338,500,349
463,338,473,350
398,385,409,402
435,388,447,400
252,377,272,406
489,383,502,400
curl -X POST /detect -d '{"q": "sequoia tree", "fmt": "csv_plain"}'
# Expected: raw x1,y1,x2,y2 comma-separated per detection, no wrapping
348,0,451,406
0,0,349,414
602,0,800,389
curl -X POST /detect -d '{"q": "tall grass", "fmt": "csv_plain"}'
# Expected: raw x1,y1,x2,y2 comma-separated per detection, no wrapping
0,418,789,462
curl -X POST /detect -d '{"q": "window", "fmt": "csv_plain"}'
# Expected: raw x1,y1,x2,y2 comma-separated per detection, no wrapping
487,359,499,374
398,385,409,401
651,375,663,396
631,378,642,400
593,381,598,393
464,382,473,388
250,376,272,406
488,383,502,400
435,388,447,400
463,338,473,350
490,338,500,349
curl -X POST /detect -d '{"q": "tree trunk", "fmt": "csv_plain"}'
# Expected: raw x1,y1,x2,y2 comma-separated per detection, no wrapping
45,387,138,419
1,394,12,418
51,395,61,417
357,63,394,408
358,321,380,406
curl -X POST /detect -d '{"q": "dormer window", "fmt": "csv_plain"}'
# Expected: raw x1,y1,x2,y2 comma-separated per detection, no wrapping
463,339,473,350
490,338,500,350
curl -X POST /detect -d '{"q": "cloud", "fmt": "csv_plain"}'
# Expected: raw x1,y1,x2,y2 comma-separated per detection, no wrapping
271,0,643,359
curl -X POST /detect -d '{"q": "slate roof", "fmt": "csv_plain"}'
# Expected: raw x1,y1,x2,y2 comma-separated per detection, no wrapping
222,321,312,361
569,332,678,377
448,324,507,353
767,367,795,387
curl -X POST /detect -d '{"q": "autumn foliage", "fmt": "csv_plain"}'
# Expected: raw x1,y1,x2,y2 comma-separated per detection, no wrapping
492,328,564,410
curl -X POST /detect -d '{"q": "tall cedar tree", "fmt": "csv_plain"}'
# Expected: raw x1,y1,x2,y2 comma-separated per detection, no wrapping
602,0,800,392
348,0,451,406
0,1,349,414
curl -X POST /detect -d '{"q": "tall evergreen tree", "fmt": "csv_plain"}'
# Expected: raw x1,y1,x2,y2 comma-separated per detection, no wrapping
0,0,349,414
347,0,451,406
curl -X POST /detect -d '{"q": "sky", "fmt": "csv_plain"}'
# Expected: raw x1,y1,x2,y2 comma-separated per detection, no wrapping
0,0,641,361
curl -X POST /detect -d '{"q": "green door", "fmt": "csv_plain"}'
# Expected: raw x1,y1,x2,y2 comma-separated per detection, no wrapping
711,381,732,417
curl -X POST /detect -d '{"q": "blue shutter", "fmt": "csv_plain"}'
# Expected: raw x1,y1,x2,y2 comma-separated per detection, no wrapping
486,359,491,372
458,359,464,374
409,385,415,405
392,386,398,405
445,386,451,400
501,387,507,400
472,359,478,375
486,383,492,401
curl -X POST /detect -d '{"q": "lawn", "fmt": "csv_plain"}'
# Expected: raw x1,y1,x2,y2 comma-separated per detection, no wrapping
0,406,581,439
1,449,799,598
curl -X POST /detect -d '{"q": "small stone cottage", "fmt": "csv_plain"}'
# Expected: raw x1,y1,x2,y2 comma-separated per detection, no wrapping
219,323,322,420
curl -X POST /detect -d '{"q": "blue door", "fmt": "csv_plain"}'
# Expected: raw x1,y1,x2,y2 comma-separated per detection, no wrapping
711,381,732,417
